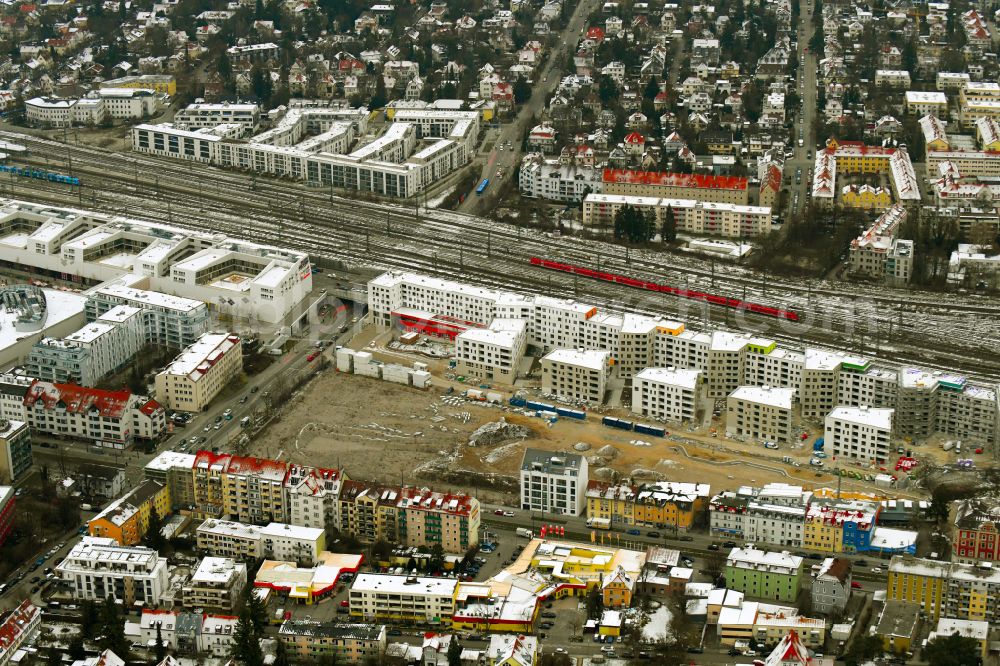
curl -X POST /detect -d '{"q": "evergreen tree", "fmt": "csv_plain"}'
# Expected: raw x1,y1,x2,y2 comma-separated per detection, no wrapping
143,509,165,552
924,633,981,666
155,624,166,661
661,205,677,243
643,76,659,100
98,596,128,658
244,586,268,634
231,608,264,666
370,75,387,110
68,635,86,661
447,636,462,666
513,76,532,104
273,637,291,666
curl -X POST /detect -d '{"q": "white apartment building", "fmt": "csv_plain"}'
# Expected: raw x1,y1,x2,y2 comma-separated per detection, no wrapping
195,519,263,560
25,304,145,386
905,91,948,116
23,381,165,448
92,88,159,119
875,70,911,88
57,537,169,606
286,465,343,531
154,333,243,412
174,103,261,135
259,523,325,566
349,574,457,623
520,448,589,516
726,386,795,443
826,406,895,463
850,205,910,283
541,348,613,404
182,556,247,612
85,278,210,348
26,97,107,127
582,194,773,238
631,367,704,422
454,319,528,382
710,483,813,547
518,155,603,203
0,374,33,422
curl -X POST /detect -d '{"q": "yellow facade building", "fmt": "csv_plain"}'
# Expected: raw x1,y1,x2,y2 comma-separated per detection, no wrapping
601,567,636,608
88,479,170,546
841,185,893,210
586,481,710,530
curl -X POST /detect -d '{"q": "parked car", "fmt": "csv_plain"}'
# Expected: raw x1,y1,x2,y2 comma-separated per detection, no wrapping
723,540,738,548
502,510,515,517
494,509,505,516
708,543,720,551
627,529,640,536
851,582,863,589
647,531,661,538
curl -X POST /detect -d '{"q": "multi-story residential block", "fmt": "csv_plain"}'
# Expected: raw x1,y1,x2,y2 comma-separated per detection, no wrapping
726,386,795,443
24,382,166,448
904,91,948,116
88,479,170,546
518,155,603,203
454,320,528,382
139,609,237,656
84,278,210,348
874,601,921,654
0,420,31,485
57,537,169,606
91,88,159,119
397,487,480,554
601,169,749,204
195,519,263,560
0,486,14,548
520,449,589,516
286,464,344,531
632,482,711,530
887,555,1000,622
811,557,852,615
582,195,772,238
631,367,704,423
155,333,243,412
0,375,33,422
182,557,247,612
25,305,145,386
709,483,812,547
875,70,911,88
349,574,458,623
804,500,879,553
954,498,1000,563
724,548,804,602
540,348,613,404
278,621,387,664
927,618,989,660
260,523,325,565
0,600,40,666
144,451,197,510
100,74,176,95
174,103,261,135
849,205,910,283
222,455,289,524
586,482,636,526
825,406,894,463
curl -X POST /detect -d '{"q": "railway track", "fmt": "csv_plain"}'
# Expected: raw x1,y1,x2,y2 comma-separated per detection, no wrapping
3,131,1000,382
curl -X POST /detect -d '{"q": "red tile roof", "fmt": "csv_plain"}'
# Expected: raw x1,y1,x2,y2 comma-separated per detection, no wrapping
624,132,645,144
24,382,133,419
139,399,163,417
0,600,39,657
586,26,605,41
602,168,748,190
225,455,289,482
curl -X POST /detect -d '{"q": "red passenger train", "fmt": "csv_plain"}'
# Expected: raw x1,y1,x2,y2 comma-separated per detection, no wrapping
529,257,799,322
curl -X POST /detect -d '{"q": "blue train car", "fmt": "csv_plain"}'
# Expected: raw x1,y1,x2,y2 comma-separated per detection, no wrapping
602,416,633,431
526,400,555,412
555,407,586,420
509,397,527,407
635,423,666,437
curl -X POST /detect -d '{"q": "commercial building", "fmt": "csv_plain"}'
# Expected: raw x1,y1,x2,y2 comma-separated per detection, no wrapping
182,557,247,612
726,386,795,444
155,333,243,412
601,169,749,204
582,194,772,238
349,574,458,623
57,536,169,606
255,552,363,605
825,406,894,463
540,348,613,404
278,621,387,663
26,304,145,386
0,200,313,325
724,548,804,602
91,88,159,119
454,320,528,382
87,479,170,546
520,448,589,516
0,600,40,666
23,382,166,448
811,557,852,615
25,97,106,127
887,557,953,621
0,420,31,484
174,103,261,135
631,367,704,423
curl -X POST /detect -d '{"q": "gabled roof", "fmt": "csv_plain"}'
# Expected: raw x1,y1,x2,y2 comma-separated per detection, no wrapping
766,630,811,665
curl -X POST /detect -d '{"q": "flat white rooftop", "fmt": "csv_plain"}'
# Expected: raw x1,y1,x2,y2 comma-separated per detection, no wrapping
728,385,794,410
542,348,610,372
351,573,458,596
635,366,701,389
827,406,894,430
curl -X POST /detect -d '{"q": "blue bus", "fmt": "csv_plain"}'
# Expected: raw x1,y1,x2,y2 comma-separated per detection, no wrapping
476,178,489,195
